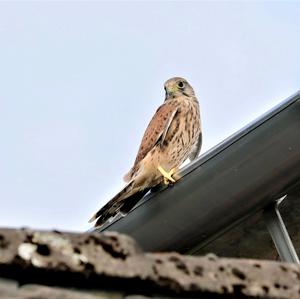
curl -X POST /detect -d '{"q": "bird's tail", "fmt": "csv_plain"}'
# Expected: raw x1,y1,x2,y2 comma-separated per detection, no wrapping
89,181,149,228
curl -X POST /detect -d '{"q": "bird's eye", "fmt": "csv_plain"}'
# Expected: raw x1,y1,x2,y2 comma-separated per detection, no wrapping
177,81,185,89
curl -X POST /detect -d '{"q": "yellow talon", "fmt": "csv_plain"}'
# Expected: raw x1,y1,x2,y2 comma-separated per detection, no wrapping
158,165,177,185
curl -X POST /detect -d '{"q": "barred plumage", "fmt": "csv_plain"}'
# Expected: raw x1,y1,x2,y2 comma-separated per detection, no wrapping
89,77,202,228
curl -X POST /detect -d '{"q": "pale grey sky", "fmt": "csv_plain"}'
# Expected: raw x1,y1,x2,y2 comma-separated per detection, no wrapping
0,1,300,231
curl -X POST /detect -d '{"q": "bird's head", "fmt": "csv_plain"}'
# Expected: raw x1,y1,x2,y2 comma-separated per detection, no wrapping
164,77,195,100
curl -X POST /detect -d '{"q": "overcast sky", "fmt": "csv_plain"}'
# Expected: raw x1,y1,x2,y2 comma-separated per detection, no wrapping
0,1,300,232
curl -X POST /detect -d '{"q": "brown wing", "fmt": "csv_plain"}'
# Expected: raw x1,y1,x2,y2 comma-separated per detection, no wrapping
123,101,178,182
189,132,202,161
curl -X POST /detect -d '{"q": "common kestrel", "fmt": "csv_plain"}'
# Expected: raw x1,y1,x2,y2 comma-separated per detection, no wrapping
89,77,202,227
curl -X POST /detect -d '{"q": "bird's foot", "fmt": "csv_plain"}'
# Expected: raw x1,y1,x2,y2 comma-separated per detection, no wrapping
157,166,179,185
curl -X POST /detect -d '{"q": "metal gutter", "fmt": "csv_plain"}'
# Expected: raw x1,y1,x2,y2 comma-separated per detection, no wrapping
96,91,300,254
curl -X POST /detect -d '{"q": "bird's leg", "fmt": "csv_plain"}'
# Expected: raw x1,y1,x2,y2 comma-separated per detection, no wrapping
158,165,179,185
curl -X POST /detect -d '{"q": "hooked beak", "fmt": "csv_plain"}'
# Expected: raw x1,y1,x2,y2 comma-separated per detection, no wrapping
164,87,168,101
165,86,176,100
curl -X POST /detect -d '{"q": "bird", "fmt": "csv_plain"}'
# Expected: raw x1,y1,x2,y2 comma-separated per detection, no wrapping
89,77,202,228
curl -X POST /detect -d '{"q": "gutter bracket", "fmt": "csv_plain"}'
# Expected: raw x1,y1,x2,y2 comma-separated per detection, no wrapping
263,196,299,263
